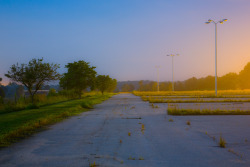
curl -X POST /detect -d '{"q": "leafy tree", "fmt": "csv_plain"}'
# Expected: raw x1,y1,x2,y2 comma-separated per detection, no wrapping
5,58,60,104
96,75,117,94
107,78,117,92
60,60,96,98
218,73,238,90
138,80,143,91
48,88,57,96
239,62,250,89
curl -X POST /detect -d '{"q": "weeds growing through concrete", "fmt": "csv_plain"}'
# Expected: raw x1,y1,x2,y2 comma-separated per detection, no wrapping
89,161,97,167
168,118,174,122
219,136,226,148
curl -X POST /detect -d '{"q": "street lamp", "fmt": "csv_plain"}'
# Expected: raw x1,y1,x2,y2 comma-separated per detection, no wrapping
205,19,228,96
167,54,179,91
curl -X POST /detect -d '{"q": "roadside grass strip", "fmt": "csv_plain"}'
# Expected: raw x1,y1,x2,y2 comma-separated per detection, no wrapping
167,108,250,115
0,94,113,147
133,90,250,97
141,96,250,103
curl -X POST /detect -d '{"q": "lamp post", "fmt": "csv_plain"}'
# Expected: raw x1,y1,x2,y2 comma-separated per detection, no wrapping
167,54,179,91
205,19,228,96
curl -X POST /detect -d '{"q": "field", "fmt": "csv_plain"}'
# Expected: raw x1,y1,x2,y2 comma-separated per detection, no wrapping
133,90,250,115
0,93,114,147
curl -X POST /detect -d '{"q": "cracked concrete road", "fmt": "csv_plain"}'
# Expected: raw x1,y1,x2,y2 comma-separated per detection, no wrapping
0,93,250,167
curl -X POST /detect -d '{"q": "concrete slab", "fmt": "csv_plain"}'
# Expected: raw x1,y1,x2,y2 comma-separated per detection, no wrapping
0,94,249,167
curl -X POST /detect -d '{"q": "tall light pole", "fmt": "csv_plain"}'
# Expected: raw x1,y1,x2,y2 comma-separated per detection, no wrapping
156,66,160,92
167,54,179,91
205,19,228,96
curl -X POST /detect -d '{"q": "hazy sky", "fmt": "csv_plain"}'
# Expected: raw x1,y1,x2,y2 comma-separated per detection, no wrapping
0,0,250,84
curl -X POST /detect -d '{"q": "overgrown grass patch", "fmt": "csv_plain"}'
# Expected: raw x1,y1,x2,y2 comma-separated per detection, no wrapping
133,90,250,97
167,108,250,115
0,93,113,147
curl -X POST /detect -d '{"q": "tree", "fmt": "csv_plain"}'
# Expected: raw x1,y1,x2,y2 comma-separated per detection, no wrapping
60,60,96,98
138,80,143,91
121,83,135,92
218,73,238,90
5,58,60,104
96,75,117,94
107,78,117,92
239,62,250,89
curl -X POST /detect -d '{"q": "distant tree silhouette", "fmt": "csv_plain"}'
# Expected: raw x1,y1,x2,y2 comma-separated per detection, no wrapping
122,84,135,92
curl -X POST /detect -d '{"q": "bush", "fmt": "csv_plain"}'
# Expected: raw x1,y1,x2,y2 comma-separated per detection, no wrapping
58,90,78,99
3,102,26,112
80,101,93,109
26,104,40,109
48,88,57,96
34,94,47,103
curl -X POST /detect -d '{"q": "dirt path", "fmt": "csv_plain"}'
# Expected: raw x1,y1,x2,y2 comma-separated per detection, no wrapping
0,94,249,167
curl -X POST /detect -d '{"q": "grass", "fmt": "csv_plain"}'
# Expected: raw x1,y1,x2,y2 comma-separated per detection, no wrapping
168,118,174,122
133,90,250,97
0,93,113,147
89,161,97,167
167,108,250,115
219,136,226,148
142,96,250,103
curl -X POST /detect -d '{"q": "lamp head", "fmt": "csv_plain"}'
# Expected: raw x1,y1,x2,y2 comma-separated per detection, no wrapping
223,19,228,22
208,19,212,22
205,22,210,24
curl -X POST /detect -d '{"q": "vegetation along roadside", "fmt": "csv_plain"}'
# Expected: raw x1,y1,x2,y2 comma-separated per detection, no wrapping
0,93,115,148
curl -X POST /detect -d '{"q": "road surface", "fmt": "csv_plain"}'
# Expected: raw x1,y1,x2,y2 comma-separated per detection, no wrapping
0,94,249,167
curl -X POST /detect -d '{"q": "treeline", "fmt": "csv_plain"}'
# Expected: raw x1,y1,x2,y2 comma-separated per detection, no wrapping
0,58,117,106
121,62,250,92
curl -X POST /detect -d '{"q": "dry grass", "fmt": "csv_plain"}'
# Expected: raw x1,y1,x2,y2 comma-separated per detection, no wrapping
133,90,250,97
167,108,250,115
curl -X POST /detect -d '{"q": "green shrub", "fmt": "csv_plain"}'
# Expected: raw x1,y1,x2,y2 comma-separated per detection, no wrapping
34,94,47,103
26,104,40,109
80,101,93,109
58,89,78,99
48,88,57,96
